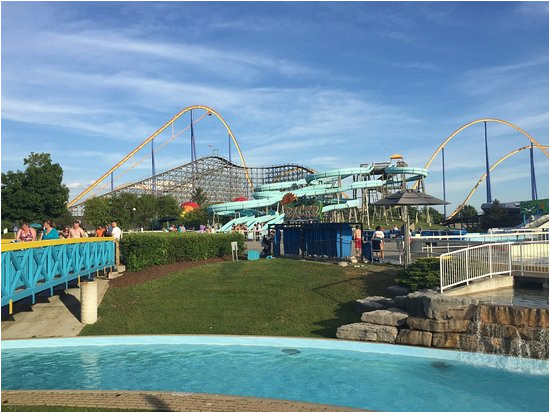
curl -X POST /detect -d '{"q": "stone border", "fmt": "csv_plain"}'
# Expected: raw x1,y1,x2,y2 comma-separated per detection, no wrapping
1,390,366,412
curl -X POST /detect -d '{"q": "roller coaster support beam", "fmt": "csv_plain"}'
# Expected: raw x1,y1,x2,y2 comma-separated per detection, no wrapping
530,142,538,201
413,118,549,191
151,139,156,194
484,122,492,204
110,173,114,192
67,104,253,208
442,147,447,219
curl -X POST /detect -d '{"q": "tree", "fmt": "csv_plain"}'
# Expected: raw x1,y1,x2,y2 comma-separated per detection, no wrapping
427,207,444,224
458,205,478,220
155,195,180,219
84,197,112,228
480,199,517,230
1,152,69,224
179,208,209,229
190,187,209,207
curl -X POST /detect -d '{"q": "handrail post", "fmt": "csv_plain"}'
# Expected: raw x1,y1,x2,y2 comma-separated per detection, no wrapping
440,255,444,293
508,243,512,276
488,244,493,278
465,249,470,285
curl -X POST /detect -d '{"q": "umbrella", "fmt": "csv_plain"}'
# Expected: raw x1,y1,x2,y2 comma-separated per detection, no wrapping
30,223,43,229
372,189,448,266
372,190,449,206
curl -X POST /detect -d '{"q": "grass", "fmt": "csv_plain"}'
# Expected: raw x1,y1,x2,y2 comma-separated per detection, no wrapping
1,406,145,412
81,259,398,338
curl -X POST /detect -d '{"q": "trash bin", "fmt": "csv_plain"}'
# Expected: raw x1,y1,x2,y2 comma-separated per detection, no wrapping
362,241,372,261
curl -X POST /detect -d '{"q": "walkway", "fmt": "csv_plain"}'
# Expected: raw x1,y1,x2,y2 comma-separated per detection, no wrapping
1,390,364,412
1,278,110,339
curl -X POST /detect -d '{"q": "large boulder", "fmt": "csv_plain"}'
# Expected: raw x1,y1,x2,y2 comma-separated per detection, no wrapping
396,329,433,346
355,296,394,313
407,316,470,333
361,308,409,327
393,291,477,320
336,322,398,343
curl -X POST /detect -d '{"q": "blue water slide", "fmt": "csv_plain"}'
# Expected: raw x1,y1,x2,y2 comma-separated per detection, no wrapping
305,166,374,184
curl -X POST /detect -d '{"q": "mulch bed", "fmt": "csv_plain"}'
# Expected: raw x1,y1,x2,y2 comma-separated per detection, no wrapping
110,256,233,287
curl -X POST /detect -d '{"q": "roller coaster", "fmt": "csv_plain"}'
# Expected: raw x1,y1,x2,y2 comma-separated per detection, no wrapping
68,105,548,229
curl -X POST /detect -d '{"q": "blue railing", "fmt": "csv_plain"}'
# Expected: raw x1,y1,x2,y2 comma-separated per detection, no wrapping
1,238,116,312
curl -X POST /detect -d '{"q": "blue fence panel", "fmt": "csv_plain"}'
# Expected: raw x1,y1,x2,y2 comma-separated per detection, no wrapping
1,241,116,308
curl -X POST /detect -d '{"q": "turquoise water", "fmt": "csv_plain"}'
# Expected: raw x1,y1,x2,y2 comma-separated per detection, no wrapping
2,337,548,412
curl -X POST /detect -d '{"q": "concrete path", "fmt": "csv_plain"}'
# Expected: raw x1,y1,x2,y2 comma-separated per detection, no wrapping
1,278,110,339
1,390,364,412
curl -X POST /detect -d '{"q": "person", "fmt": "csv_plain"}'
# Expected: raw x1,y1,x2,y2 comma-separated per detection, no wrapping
261,229,275,257
60,226,70,239
95,225,106,237
372,225,385,262
16,223,36,242
69,221,87,238
111,221,122,241
41,220,59,240
177,224,186,233
353,225,362,257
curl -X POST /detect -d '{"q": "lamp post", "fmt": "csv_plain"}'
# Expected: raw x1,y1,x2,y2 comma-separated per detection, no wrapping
132,207,136,230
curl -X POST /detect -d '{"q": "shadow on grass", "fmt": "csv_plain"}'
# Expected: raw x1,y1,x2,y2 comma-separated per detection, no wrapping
311,266,399,338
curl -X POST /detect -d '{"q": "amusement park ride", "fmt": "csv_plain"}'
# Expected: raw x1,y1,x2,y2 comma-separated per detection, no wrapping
67,105,549,230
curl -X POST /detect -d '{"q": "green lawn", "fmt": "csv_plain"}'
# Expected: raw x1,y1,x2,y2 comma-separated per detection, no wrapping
81,259,398,338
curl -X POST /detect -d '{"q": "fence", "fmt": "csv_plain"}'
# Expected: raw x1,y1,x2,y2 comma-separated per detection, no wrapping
271,222,356,260
1,238,116,313
439,241,549,293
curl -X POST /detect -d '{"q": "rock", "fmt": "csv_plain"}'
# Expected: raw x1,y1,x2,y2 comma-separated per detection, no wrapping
336,322,398,343
476,305,549,328
476,323,520,340
396,329,433,346
387,285,410,296
407,316,470,333
517,326,549,341
361,309,409,327
349,256,358,264
355,296,394,313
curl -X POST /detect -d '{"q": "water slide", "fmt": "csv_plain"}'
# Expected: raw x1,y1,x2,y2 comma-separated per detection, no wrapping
209,164,429,230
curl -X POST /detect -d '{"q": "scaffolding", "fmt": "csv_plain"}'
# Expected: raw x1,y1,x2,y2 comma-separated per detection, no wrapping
69,156,313,215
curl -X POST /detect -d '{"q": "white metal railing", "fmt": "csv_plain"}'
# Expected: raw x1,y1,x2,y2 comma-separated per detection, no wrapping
439,241,549,293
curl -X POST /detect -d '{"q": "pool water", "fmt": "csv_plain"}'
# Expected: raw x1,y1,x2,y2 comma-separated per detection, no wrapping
464,286,549,308
2,337,548,412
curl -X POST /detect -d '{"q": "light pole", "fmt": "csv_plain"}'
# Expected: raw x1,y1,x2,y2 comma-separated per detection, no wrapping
132,207,136,230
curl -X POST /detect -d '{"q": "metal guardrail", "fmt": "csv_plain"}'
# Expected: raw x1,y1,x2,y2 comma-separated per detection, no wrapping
1,238,116,313
439,241,549,293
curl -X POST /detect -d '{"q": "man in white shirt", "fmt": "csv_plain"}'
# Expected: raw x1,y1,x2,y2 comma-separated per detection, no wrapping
111,221,122,241
372,225,385,262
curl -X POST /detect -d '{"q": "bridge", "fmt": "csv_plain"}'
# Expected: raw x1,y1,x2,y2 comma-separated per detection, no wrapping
1,238,116,314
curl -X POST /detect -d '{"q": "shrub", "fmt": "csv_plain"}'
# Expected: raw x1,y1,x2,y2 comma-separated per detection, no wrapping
396,258,440,292
120,232,245,272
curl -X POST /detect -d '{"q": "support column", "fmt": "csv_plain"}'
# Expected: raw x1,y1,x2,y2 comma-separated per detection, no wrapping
80,280,98,324
442,146,447,219
484,122,492,204
110,172,114,192
530,142,538,200
151,139,156,194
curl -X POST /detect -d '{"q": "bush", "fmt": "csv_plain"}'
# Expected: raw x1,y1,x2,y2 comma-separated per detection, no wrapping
120,232,246,272
396,258,440,292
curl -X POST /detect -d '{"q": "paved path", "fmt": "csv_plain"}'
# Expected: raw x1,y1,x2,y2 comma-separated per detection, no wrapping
1,278,110,339
1,390,365,412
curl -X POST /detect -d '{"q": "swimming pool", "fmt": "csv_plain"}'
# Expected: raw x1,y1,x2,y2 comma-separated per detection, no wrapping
2,336,548,412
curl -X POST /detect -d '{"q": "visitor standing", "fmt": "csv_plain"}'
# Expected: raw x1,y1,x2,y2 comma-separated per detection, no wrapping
353,225,362,257
372,225,385,262
16,223,36,242
41,220,59,240
69,221,87,238
95,225,106,237
111,221,122,241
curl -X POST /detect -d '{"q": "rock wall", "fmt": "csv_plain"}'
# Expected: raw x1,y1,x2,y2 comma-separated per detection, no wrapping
336,291,549,359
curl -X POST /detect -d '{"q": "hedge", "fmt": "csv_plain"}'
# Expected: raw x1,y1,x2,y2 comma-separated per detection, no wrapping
395,257,440,292
119,232,246,272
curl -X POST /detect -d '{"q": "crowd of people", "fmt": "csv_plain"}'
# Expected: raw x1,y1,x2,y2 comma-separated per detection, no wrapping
163,224,214,233
13,221,122,242
232,222,264,240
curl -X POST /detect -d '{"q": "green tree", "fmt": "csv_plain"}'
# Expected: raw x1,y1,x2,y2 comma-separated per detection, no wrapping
428,207,444,224
155,195,181,219
190,187,209,207
84,197,112,228
458,205,478,220
179,208,209,229
1,152,69,224
480,199,517,230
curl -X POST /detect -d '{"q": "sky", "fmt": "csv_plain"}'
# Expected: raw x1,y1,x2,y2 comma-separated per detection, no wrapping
1,1,549,213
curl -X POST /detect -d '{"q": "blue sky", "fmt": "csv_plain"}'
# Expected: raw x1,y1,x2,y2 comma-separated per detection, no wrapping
1,1,548,212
